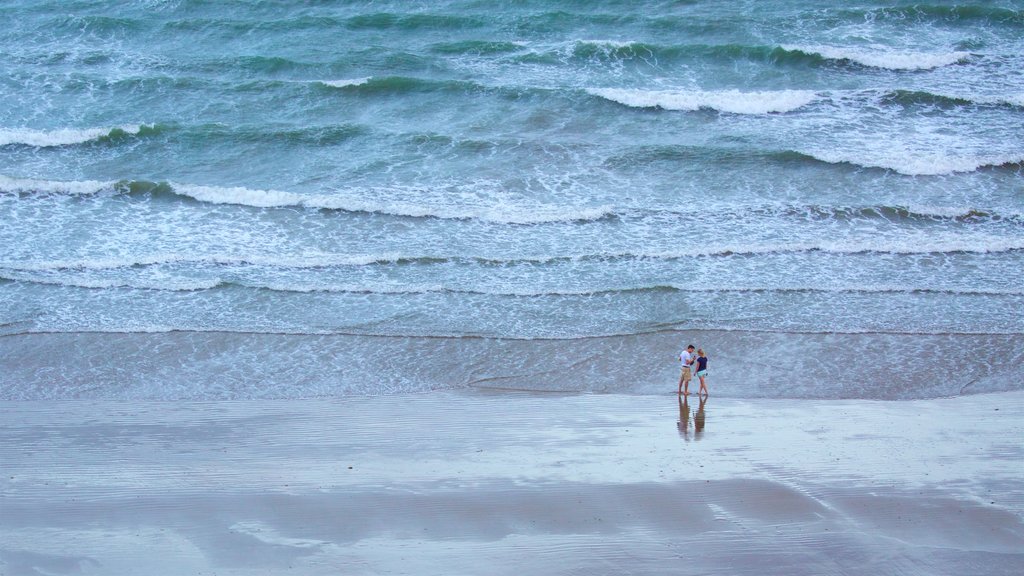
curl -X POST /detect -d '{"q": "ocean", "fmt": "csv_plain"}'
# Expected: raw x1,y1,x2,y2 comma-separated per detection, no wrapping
1,0,1022,400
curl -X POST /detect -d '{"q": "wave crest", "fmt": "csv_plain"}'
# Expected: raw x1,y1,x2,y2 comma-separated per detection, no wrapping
588,87,817,114
316,77,372,88
3,234,1021,280
0,176,613,224
0,175,113,195
800,149,1024,176
171,183,614,224
781,45,970,70
0,124,154,147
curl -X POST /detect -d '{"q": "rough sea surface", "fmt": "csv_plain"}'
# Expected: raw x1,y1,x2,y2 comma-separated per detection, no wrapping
2,1,1022,399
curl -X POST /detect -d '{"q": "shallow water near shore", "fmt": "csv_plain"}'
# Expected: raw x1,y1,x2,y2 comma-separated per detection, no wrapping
3,329,1022,400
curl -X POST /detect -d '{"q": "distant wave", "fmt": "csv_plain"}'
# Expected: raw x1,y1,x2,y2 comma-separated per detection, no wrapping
299,284,1023,298
3,234,1022,282
317,77,372,88
603,144,1024,177
5,269,1023,299
162,122,367,147
0,275,223,292
799,149,1024,176
616,145,1021,178
587,87,817,114
584,240,1024,259
781,45,970,71
4,176,1023,225
736,203,1023,223
342,12,486,31
0,124,155,147
217,282,1024,298
171,183,614,224
428,40,527,55
874,89,1024,110
586,85,1016,115
553,39,971,71
0,176,614,224
0,174,112,195
836,4,1024,27
6,325,1021,342
315,76,1022,114
0,253,410,272
310,74,525,97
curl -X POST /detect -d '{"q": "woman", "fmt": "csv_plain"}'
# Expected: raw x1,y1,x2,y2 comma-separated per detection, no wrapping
695,348,709,396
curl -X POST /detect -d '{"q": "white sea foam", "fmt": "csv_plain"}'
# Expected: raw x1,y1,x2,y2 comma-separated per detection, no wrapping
904,205,990,219
666,284,1024,296
0,253,408,272
588,88,817,114
0,272,223,291
0,174,113,195
34,235,1023,274
318,77,372,88
172,183,614,224
626,237,1024,258
576,39,638,49
173,183,306,208
0,124,149,147
803,149,1024,176
258,282,447,295
787,45,970,70
1005,94,1024,107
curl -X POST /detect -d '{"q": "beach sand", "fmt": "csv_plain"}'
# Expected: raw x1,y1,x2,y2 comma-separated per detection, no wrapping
2,391,1022,575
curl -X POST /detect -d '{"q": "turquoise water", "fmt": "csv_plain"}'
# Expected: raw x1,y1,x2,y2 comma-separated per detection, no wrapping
2,1,1022,398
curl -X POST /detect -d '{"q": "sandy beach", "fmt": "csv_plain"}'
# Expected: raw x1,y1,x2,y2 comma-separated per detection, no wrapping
2,390,1022,575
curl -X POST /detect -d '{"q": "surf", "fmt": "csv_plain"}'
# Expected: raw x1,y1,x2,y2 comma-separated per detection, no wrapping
0,124,155,147
587,88,817,114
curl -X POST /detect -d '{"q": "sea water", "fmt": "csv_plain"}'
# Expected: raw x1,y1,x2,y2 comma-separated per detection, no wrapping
1,1,1022,399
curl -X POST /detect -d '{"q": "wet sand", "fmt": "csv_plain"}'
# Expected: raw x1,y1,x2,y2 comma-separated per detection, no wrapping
1,391,1022,575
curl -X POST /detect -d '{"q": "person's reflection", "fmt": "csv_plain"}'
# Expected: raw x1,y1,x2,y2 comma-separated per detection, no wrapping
694,394,707,440
677,393,691,440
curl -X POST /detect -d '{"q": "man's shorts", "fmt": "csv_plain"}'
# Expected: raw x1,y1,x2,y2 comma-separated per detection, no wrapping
680,367,692,382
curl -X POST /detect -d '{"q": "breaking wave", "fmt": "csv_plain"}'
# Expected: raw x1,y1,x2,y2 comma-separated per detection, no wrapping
0,124,156,147
316,77,372,88
3,175,1022,225
3,271,1021,299
780,45,970,70
801,149,1024,176
588,87,817,114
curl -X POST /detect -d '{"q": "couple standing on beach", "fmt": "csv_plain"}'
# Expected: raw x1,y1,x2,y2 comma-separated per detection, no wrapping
677,344,708,396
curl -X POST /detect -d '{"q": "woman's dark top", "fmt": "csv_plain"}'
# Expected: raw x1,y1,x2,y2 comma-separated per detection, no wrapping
695,356,708,372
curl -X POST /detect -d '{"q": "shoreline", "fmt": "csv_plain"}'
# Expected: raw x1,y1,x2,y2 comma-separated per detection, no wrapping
3,330,1023,400
2,390,1022,575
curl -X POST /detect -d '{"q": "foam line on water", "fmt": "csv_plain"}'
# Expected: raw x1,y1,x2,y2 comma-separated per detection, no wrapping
2,235,1022,276
0,175,114,195
171,184,616,224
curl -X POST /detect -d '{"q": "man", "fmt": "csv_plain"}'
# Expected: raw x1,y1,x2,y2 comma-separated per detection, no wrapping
677,344,696,395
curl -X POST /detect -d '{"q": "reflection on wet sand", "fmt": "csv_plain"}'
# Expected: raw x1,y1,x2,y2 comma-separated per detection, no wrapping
678,394,708,441
677,394,690,440
694,394,706,440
